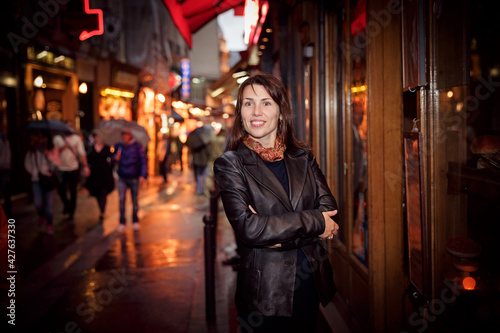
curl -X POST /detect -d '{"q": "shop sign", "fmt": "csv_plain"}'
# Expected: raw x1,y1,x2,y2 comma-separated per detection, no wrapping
181,58,191,101
79,0,103,40
114,70,138,90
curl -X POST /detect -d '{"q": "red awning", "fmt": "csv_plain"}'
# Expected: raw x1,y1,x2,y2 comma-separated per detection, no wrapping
162,0,245,49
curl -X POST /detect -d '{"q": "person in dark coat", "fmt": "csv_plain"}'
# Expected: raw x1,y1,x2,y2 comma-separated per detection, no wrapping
156,133,171,184
186,124,214,195
214,73,340,333
85,129,115,221
113,127,147,231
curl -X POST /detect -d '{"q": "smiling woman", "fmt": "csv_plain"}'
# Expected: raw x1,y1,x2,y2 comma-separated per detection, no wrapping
214,73,340,332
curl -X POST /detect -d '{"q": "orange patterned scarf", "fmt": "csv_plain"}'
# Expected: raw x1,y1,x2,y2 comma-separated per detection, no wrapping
243,136,286,162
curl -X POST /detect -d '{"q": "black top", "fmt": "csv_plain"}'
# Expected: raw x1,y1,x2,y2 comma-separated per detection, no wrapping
264,159,289,195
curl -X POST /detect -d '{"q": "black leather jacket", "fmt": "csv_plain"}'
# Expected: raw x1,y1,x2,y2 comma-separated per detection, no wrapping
214,143,338,316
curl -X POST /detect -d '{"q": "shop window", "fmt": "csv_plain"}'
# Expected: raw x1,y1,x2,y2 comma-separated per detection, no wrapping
433,0,500,329
350,0,368,266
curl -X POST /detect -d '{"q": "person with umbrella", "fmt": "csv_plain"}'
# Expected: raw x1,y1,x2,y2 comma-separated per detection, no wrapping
114,127,147,231
52,126,90,223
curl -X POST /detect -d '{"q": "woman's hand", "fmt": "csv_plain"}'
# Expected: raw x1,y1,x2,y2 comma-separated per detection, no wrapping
319,210,339,240
248,205,282,248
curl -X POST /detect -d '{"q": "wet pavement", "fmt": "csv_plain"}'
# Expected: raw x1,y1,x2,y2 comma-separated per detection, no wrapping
6,167,239,332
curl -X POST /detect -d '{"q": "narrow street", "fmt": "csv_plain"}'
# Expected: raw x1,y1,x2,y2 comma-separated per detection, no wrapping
12,168,239,333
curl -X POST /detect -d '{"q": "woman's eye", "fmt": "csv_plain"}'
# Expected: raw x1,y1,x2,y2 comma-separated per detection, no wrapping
244,101,252,106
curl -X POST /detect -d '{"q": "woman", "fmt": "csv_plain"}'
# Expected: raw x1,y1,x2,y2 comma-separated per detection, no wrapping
85,129,115,221
24,131,61,234
214,73,340,332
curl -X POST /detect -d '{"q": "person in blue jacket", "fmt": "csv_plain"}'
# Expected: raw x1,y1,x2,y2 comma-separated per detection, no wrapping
114,127,147,231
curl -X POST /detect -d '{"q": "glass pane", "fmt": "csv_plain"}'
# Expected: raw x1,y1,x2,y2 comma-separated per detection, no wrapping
351,0,368,266
436,1,500,329
336,8,347,245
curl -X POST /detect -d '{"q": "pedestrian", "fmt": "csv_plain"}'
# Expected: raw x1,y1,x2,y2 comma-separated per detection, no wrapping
52,131,90,223
24,131,61,234
0,130,12,216
156,133,170,184
85,129,115,221
114,127,147,231
174,135,184,172
186,124,213,196
207,127,226,191
214,73,340,333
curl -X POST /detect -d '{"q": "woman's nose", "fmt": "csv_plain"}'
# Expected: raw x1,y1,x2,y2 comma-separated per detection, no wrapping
252,105,263,116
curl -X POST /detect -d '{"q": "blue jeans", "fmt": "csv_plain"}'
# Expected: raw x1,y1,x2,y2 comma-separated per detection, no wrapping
193,165,208,194
32,181,56,226
118,177,139,225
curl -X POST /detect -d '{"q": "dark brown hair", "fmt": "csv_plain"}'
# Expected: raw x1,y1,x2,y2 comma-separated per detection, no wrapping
226,73,308,152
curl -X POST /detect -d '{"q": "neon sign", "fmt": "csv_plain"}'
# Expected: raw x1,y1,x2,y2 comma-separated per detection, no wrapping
181,58,191,101
244,0,259,45
244,0,269,46
79,0,104,41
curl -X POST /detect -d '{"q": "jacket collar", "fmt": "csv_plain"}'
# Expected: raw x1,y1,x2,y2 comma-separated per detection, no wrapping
236,143,308,211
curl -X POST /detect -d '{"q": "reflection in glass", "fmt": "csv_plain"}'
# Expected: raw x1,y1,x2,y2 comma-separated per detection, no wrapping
351,0,368,266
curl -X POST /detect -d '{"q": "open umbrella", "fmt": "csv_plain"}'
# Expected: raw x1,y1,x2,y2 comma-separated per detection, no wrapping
24,119,76,135
96,119,151,147
185,125,215,150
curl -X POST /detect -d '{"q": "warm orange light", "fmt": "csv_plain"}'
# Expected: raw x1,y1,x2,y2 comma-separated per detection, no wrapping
79,82,88,94
79,0,104,41
462,276,476,290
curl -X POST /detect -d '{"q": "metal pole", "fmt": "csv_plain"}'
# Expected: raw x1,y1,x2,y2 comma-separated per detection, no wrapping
203,213,216,323
209,187,219,256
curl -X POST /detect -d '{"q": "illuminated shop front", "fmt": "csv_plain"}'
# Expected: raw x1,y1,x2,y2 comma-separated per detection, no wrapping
25,46,79,124
98,87,134,121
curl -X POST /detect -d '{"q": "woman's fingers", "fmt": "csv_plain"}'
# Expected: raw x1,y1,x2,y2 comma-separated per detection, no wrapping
248,205,257,214
331,222,340,235
325,210,338,217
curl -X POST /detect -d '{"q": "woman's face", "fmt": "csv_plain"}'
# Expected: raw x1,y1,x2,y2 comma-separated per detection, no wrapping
241,84,281,148
93,134,102,144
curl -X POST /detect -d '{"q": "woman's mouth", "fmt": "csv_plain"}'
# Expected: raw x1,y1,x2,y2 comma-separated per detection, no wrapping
251,120,265,127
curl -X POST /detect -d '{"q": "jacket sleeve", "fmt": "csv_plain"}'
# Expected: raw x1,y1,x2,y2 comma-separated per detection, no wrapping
214,152,327,248
279,151,339,250
309,151,339,223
